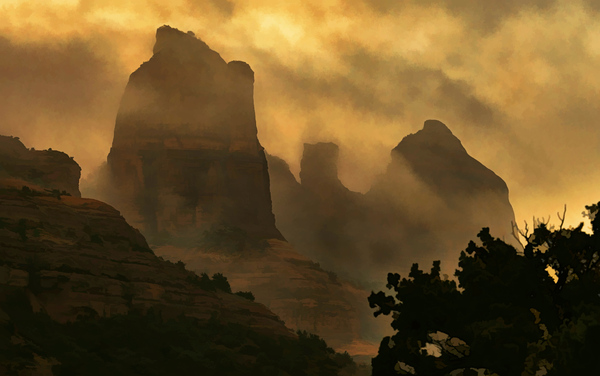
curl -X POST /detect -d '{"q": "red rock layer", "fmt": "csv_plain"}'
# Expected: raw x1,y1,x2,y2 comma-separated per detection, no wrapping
0,189,291,338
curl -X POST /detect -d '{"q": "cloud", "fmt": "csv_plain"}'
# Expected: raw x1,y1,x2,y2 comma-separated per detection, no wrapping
0,34,127,178
355,0,558,32
1,0,600,231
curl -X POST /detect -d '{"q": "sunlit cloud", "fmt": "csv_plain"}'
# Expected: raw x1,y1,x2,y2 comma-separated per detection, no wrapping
0,0,599,231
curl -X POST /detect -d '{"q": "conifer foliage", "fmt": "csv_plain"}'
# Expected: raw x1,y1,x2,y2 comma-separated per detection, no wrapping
369,203,600,375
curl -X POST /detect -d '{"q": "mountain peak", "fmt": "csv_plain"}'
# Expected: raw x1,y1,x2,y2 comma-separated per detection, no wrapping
390,120,509,198
422,119,453,134
393,119,464,155
108,25,282,241
152,25,225,65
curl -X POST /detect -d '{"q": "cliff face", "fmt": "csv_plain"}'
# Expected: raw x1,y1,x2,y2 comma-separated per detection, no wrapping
0,139,366,374
300,143,345,194
0,136,81,197
107,26,281,241
268,120,516,286
0,135,289,338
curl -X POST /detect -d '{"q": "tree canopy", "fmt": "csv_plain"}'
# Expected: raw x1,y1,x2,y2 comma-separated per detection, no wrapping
369,202,600,375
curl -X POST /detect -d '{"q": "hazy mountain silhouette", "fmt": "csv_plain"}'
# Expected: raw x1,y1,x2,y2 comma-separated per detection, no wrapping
268,120,516,287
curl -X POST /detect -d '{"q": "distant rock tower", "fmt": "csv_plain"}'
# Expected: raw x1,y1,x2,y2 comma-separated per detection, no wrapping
107,25,282,241
268,120,516,284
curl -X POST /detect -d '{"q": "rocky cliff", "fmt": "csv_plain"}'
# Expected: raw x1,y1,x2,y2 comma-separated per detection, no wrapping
268,145,370,283
0,135,81,197
99,26,373,356
0,187,290,338
268,120,516,286
107,25,281,241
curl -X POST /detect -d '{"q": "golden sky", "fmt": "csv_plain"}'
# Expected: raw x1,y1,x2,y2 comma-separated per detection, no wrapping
2,0,600,231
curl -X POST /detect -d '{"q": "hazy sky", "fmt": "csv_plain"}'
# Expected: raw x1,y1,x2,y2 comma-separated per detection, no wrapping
2,0,600,231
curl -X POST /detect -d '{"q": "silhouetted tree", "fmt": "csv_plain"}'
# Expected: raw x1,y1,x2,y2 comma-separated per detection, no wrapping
212,273,232,293
369,202,600,375
234,291,255,301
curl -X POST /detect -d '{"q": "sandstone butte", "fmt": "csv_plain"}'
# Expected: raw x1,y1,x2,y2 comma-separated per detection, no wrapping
268,120,516,287
107,25,281,241
102,25,381,356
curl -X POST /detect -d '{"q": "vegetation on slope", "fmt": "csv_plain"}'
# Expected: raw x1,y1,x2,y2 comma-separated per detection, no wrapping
0,289,355,376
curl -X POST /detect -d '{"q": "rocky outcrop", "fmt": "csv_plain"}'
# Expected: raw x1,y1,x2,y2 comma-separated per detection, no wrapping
106,25,281,241
0,136,289,337
268,120,516,286
0,187,291,338
0,139,368,374
300,143,345,194
0,135,81,197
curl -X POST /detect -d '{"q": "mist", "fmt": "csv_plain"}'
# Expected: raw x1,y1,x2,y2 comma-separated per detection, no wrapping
1,0,600,233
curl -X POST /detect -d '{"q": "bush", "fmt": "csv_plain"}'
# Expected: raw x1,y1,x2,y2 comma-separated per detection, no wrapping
211,273,232,293
369,202,600,375
234,291,255,301
0,290,355,376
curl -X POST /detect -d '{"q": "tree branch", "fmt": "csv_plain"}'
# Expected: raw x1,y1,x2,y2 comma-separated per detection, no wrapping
557,204,566,230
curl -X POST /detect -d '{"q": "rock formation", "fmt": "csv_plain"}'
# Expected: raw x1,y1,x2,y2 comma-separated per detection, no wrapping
100,26,373,356
107,25,281,241
268,120,516,286
267,145,370,282
0,190,290,335
0,141,289,337
300,143,346,194
372,119,515,243
0,140,362,375
0,135,81,197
